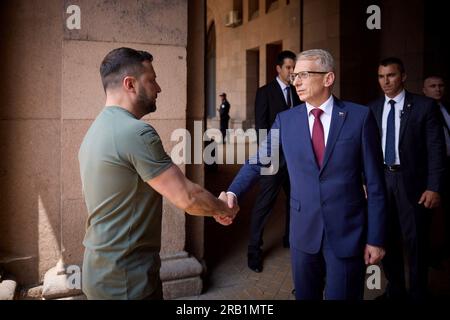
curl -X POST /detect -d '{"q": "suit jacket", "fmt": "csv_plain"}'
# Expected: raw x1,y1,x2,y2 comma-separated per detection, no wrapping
442,100,450,114
368,91,446,202
229,97,387,258
255,79,301,142
440,101,450,137
219,99,230,120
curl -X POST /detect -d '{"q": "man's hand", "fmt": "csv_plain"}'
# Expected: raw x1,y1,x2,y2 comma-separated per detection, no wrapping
364,244,385,265
214,192,239,226
418,190,441,209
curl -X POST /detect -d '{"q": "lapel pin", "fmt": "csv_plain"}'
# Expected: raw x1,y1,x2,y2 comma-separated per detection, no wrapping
339,112,345,117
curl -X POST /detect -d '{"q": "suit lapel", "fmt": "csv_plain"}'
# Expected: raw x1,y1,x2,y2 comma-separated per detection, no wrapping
399,91,413,145
374,98,384,137
320,97,347,175
271,79,288,110
442,103,450,135
297,105,318,169
291,84,301,107
443,101,450,115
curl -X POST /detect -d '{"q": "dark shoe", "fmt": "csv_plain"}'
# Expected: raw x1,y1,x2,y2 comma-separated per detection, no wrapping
247,252,263,273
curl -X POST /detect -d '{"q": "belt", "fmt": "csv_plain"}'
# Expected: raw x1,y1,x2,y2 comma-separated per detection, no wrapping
384,164,401,172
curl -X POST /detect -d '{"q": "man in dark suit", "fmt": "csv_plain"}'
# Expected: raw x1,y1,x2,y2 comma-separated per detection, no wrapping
217,49,387,300
423,75,450,266
368,58,446,300
248,50,301,272
217,92,230,142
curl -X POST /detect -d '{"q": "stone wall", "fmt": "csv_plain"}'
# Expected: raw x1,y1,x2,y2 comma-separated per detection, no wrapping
207,0,301,129
0,1,201,299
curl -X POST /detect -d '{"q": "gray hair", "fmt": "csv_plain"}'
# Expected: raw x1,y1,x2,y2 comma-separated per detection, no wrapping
297,49,335,72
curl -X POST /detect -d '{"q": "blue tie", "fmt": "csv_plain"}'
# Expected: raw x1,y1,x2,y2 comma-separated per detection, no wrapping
285,86,292,107
385,99,396,165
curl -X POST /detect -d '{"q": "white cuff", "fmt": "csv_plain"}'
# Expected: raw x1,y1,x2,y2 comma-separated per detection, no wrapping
226,191,237,200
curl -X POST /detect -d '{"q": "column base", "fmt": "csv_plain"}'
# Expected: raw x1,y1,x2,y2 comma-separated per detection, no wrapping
160,251,204,299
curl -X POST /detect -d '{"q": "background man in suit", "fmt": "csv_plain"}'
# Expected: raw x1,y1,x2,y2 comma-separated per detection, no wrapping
368,58,446,300
423,75,450,161
217,92,230,142
423,75,450,266
218,49,387,300
248,50,301,273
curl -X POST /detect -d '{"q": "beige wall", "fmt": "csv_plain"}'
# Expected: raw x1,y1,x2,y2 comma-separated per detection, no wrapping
207,0,300,129
0,0,63,285
0,0,189,286
379,0,424,93
302,0,341,97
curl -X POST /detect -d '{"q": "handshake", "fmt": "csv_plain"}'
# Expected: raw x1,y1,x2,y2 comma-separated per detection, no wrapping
214,191,239,226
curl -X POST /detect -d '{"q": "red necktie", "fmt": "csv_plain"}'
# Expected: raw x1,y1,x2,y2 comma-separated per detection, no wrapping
311,108,325,167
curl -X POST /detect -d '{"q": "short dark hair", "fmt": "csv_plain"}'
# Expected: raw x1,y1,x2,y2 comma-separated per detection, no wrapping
100,47,153,91
379,57,405,74
423,74,445,83
276,50,297,67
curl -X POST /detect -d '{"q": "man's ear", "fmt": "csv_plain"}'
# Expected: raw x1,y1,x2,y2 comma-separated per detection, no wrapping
276,65,282,74
324,72,335,88
123,76,137,93
402,73,407,83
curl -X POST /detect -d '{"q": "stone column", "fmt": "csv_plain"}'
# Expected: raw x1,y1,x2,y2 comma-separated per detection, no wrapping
58,0,202,299
1,0,206,299
160,0,207,299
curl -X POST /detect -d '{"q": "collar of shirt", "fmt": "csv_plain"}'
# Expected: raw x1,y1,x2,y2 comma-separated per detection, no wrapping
306,95,334,117
276,76,290,91
384,89,405,106
305,95,333,145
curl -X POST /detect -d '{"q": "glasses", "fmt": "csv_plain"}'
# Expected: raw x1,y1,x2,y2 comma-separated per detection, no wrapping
289,71,329,82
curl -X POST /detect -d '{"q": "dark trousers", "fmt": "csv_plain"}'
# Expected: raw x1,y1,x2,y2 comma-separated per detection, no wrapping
220,117,229,142
431,157,450,261
248,165,290,254
291,233,366,300
382,170,431,300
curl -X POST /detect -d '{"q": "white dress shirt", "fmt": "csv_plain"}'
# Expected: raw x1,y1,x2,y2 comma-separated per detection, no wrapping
381,90,405,165
306,95,334,146
276,76,292,107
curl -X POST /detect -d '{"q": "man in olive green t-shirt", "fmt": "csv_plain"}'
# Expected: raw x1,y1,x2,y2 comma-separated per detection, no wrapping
78,47,237,300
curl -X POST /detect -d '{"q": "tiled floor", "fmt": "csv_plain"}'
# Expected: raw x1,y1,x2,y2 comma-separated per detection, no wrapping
197,157,295,300
181,143,450,300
